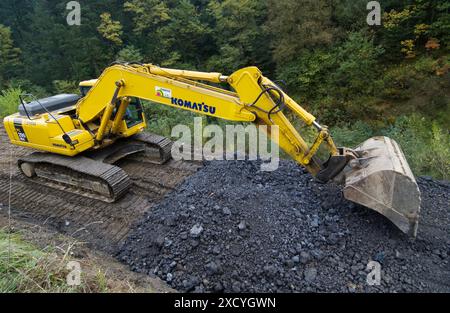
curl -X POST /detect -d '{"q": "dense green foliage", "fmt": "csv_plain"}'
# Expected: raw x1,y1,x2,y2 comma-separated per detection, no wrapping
0,0,448,178
0,87,22,117
330,116,450,179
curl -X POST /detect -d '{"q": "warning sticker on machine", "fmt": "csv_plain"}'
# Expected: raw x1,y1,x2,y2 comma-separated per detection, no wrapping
14,123,28,142
155,86,172,99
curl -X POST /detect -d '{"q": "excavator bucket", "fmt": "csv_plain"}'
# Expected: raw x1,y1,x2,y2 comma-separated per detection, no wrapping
343,136,421,237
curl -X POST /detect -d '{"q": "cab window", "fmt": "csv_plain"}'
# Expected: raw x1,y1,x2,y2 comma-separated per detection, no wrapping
79,86,92,97
124,98,144,128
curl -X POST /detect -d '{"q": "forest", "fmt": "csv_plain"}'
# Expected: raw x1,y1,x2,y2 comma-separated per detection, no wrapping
0,0,449,179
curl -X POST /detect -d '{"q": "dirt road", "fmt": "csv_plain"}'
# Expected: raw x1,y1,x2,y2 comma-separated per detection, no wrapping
0,123,200,253
0,123,200,291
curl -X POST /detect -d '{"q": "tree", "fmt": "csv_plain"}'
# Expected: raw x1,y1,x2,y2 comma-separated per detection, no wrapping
332,0,371,32
206,0,271,73
116,45,144,63
124,0,210,68
124,0,170,35
52,80,78,94
97,12,123,46
378,0,450,61
267,0,335,65
13,1,115,88
331,32,384,97
152,0,211,68
0,24,21,86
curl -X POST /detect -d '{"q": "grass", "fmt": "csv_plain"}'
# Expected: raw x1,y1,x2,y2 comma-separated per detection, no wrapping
0,87,22,118
0,228,119,293
0,229,72,292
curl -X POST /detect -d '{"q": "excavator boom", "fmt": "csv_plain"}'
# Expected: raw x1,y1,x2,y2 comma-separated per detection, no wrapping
3,63,421,236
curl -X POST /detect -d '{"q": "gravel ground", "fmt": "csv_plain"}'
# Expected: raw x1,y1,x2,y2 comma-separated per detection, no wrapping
117,160,450,292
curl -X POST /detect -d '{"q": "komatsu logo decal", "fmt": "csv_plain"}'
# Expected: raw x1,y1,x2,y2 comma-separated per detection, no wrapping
171,97,216,115
155,86,172,99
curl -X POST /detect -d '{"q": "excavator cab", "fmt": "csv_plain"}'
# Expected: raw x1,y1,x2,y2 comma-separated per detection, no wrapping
119,98,144,128
79,79,97,97
79,79,146,134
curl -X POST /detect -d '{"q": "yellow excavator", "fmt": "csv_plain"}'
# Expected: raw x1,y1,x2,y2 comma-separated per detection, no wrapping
3,63,421,236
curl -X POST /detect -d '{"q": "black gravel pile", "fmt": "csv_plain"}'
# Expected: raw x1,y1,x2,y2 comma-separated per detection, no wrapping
117,160,450,292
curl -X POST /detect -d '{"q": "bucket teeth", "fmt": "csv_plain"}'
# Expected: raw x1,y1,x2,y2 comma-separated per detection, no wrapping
343,136,421,237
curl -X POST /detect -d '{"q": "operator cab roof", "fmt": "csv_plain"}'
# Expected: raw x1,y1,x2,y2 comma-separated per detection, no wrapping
79,79,97,87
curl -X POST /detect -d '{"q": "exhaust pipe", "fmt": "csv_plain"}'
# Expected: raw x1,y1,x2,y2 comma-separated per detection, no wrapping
342,136,421,237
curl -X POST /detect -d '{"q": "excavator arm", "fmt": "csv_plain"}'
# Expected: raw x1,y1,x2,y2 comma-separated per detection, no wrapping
77,63,350,181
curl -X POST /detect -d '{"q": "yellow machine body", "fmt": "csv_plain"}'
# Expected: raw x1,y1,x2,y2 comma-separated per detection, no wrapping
4,112,94,156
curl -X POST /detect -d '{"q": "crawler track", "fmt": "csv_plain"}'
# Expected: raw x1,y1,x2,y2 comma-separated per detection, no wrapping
18,153,132,202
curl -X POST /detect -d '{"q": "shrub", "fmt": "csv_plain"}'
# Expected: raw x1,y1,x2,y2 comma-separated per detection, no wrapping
330,121,374,148
142,100,206,138
116,45,144,63
330,32,384,98
330,115,449,180
53,80,79,94
0,87,22,118
276,49,335,99
7,79,47,99
382,115,449,180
